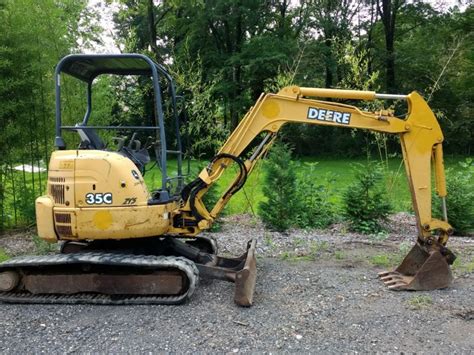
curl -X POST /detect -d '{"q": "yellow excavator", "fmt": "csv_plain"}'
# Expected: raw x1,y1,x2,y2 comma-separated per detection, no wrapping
0,54,456,306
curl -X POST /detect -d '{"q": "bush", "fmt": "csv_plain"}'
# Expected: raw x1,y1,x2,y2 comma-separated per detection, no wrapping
343,162,392,234
433,158,474,235
258,142,300,231
295,162,336,229
259,142,337,231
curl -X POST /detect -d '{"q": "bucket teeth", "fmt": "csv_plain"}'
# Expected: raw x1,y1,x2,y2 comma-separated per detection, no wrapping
387,283,408,290
378,271,410,290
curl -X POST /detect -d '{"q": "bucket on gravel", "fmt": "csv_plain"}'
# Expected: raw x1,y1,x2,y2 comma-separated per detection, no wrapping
378,242,455,290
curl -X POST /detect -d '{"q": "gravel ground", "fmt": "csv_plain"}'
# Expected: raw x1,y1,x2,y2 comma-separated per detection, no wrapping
0,213,472,353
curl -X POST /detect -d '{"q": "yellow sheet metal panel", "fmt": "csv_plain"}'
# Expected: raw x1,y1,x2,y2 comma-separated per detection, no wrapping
35,196,56,243
74,204,171,239
74,150,149,208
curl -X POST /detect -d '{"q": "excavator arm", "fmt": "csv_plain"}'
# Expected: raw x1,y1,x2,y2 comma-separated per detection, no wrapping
174,86,455,292
176,86,451,242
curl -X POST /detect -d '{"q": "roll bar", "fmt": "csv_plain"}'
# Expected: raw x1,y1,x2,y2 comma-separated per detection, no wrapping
54,53,183,198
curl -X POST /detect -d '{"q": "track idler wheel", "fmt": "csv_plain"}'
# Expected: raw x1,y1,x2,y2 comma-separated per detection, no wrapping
378,241,455,291
0,271,19,292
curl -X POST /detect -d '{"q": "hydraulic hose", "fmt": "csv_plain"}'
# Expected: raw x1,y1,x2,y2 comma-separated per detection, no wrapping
185,153,248,222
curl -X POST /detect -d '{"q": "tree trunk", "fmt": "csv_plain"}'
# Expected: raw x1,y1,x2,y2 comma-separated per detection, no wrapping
377,0,402,92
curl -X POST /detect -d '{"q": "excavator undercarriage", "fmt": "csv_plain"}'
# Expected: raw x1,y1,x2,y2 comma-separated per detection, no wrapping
0,53,456,306
0,237,257,305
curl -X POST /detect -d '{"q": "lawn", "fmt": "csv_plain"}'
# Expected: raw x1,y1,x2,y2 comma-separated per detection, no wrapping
143,155,468,216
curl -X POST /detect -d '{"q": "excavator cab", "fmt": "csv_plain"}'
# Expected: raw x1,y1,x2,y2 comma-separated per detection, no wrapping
54,54,187,201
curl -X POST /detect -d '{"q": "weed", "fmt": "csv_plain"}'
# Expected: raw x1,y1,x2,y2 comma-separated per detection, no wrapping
309,240,329,256
407,295,433,310
334,250,345,260
392,242,412,264
0,248,10,262
280,251,293,260
399,242,412,254
248,217,259,227
293,237,305,248
370,254,391,267
263,233,276,249
32,235,54,255
370,231,389,242
452,255,474,275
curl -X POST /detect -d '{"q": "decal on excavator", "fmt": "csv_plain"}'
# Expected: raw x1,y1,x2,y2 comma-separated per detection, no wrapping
85,193,113,205
122,197,137,205
307,107,351,125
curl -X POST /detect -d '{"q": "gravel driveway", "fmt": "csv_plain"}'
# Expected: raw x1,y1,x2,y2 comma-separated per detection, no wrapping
0,213,472,353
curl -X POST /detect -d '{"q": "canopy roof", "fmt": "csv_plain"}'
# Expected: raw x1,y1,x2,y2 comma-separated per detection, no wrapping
57,53,161,82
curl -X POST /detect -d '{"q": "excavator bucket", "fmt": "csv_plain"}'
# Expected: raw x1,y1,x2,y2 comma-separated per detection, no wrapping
378,242,453,290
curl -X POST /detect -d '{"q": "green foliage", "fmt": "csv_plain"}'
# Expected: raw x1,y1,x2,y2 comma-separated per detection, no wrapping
407,295,433,310
14,178,36,225
334,250,345,260
170,50,228,157
433,158,474,235
258,142,299,231
343,162,392,234
295,162,336,229
32,235,54,255
370,254,391,267
0,0,99,230
259,142,337,231
0,248,10,262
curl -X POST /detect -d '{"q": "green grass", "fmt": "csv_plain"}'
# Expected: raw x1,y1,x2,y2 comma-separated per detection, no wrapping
143,156,467,216
452,255,474,275
0,248,10,262
369,243,412,268
407,295,433,310
370,254,391,267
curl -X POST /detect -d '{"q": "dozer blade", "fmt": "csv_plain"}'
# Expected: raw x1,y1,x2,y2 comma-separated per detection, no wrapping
197,239,257,307
234,239,257,306
378,242,453,291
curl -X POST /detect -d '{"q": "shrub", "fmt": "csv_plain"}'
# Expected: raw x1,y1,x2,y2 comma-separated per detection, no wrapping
295,162,336,229
433,158,474,235
258,142,299,231
343,162,392,234
259,143,337,231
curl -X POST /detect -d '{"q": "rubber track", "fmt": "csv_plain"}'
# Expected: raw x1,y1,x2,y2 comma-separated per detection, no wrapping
0,252,199,305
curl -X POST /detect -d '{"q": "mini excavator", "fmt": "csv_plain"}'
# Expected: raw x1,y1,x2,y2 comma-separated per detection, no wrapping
0,54,456,306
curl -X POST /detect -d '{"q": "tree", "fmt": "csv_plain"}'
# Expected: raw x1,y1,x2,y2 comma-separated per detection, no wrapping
376,0,405,92
0,0,100,229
